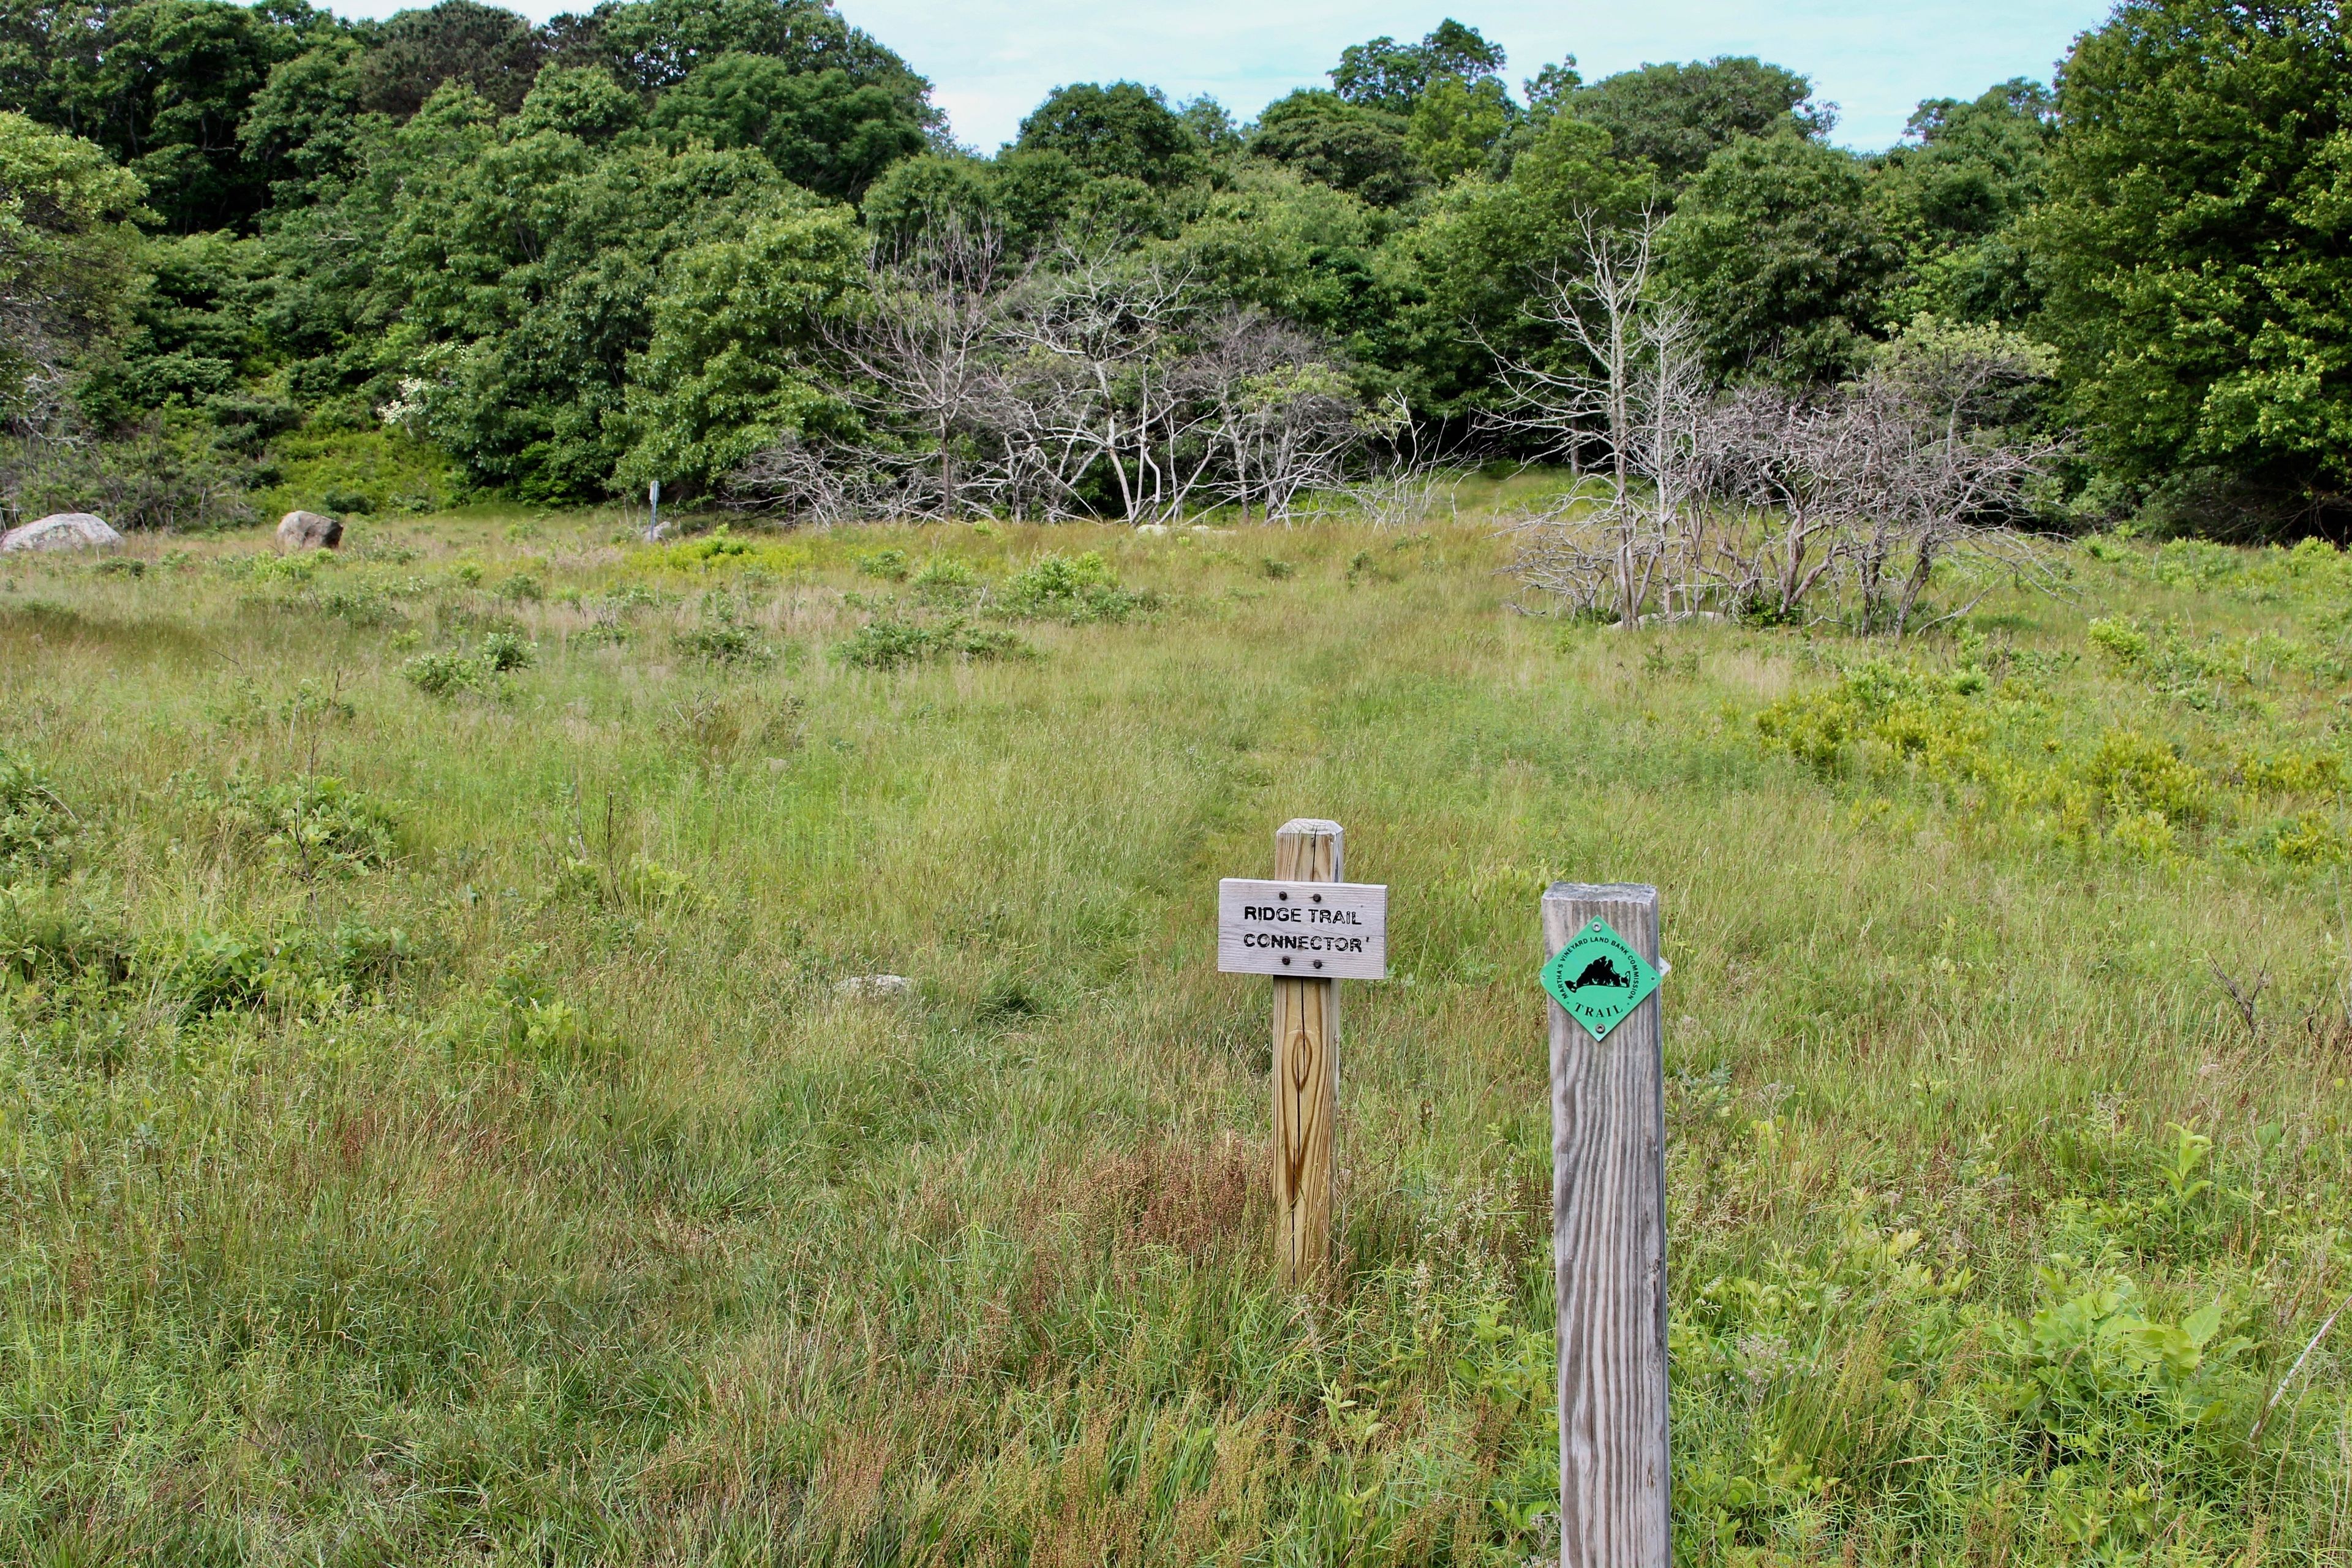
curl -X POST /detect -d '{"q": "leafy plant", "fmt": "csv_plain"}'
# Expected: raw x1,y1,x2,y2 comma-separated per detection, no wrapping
478,631,536,672
834,616,1028,669
673,620,775,666
1001,551,1146,622
910,556,980,605
0,753,75,878
854,547,911,581
835,616,938,670
402,650,480,696
190,774,399,876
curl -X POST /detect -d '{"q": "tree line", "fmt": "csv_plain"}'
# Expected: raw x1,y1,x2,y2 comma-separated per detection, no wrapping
0,0,2344,535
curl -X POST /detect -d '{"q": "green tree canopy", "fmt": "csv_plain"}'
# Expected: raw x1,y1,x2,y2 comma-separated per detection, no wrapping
619,200,862,491
1247,90,1420,207
1871,78,2056,326
277,70,807,498
551,0,928,104
2030,0,2352,523
1661,127,1896,384
1162,164,1396,360
355,0,548,119
1408,72,1513,184
239,32,369,205
0,110,148,415
1573,56,1827,186
0,0,328,232
1330,19,1504,116
1389,111,1646,413
648,50,925,200
1014,81,1200,186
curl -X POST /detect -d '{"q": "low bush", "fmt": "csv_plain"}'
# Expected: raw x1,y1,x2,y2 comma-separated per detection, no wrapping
834,616,1028,670
1001,551,1147,622
0,753,75,878
187,774,400,875
403,650,479,696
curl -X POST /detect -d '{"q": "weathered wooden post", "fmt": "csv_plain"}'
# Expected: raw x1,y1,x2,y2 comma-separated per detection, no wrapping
1268,819,1341,1284
1540,882,1670,1568
1218,819,1388,1285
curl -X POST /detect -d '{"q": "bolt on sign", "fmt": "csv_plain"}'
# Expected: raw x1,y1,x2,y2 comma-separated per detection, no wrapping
1219,820,1390,1285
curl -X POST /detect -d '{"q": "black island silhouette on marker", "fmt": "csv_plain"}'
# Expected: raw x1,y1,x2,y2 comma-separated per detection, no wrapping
1564,955,1632,991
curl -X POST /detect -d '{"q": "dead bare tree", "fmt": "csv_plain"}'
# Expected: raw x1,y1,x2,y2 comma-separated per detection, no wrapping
1494,238,2068,633
992,246,1203,522
1858,322,2068,634
1183,311,1363,523
1694,388,1853,622
1496,211,1714,626
821,219,1018,519
730,228,1373,526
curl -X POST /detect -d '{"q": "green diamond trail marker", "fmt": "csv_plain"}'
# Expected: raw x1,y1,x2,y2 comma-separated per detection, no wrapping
1541,918,1661,1042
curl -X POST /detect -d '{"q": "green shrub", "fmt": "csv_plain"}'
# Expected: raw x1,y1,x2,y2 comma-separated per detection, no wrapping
478,631,535,672
403,650,478,696
2247,812,2350,866
0,753,75,878
0,884,129,985
157,921,420,1018
1001,551,1145,622
946,623,1028,661
2086,617,2149,667
854,548,911,581
194,774,400,875
1755,660,1977,776
1992,1267,2249,1460
835,617,1029,670
673,527,753,565
2150,538,2239,587
2082,730,2207,824
673,621,775,666
835,617,938,670
910,555,979,605
318,583,394,625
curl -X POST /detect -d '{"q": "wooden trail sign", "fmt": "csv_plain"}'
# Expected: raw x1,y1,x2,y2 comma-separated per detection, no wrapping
1216,878,1387,979
1542,881,1670,1568
1218,820,1389,1284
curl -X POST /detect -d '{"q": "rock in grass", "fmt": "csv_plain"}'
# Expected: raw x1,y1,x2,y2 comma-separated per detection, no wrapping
276,510,343,551
1,513,121,553
837,974,914,999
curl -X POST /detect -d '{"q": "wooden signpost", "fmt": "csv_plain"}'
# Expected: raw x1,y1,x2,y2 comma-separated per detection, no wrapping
1540,881,1670,1568
1218,819,1388,1284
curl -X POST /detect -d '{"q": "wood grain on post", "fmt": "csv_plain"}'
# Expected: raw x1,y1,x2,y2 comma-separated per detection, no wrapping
1542,881,1670,1568
1272,818,1342,1285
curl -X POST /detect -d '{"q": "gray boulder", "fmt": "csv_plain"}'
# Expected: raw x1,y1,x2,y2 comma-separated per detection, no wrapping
835,974,914,999
1,513,121,553
276,510,343,551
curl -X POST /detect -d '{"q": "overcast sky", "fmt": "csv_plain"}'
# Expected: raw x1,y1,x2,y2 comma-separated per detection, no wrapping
322,0,2119,154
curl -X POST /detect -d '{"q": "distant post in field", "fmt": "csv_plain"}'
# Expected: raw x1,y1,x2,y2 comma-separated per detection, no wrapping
1218,819,1388,1286
1540,882,1670,1568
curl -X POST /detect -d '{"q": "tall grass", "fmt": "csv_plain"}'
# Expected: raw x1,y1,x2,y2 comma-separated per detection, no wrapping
1,495,2347,1563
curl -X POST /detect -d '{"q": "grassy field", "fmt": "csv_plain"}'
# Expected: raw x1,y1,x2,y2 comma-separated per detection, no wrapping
4,481,2351,1565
